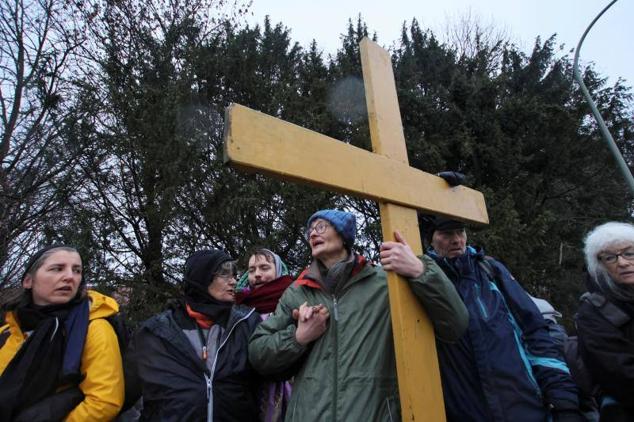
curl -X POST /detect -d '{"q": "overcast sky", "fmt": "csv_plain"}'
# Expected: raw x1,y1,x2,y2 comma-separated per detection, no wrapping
244,0,632,89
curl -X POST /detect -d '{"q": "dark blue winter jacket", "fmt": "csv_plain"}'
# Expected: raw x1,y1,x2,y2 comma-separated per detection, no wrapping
428,247,579,422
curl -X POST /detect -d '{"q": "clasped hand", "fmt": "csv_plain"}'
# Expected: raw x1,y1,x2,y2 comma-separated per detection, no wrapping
293,302,330,346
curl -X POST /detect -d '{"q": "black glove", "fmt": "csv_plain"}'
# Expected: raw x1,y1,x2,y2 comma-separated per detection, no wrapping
14,387,85,422
437,171,465,187
552,409,585,422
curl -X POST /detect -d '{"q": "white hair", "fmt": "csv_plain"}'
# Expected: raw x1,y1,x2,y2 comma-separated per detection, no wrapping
583,221,634,301
584,222,634,278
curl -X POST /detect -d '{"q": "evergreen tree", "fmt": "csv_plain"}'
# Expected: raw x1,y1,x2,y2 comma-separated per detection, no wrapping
2,9,632,326
394,21,633,326
180,19,339,272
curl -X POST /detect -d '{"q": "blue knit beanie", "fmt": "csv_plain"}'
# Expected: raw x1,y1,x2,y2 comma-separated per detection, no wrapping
307,209,356,249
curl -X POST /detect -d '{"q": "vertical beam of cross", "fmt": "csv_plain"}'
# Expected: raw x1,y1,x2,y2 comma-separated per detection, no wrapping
360,38,446,421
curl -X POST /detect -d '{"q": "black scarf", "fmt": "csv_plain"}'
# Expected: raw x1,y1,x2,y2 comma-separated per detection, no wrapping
0,294,89,420
184,285,233,328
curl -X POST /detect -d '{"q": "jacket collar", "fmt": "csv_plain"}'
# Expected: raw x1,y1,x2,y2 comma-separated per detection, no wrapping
427,245,479,260
144,303,255,372
427,245,483,279
295,254,370,290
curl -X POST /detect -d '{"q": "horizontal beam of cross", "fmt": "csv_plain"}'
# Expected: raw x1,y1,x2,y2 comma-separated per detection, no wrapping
224,104,488,225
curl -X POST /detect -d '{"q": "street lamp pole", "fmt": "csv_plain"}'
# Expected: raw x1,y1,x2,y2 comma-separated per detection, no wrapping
573,0,634,195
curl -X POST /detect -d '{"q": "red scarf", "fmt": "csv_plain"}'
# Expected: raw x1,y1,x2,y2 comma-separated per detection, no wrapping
235,275,293,314
185,303,214,329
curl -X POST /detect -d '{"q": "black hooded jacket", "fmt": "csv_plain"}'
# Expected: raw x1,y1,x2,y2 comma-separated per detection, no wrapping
133,301,261,421
577,292,634,410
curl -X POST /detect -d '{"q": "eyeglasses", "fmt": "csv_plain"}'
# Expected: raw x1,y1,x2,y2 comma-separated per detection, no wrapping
598,249,634,265
306,221,330,239
214,272,236,282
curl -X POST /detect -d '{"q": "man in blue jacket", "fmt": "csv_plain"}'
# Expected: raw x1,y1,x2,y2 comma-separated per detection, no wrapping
423,216,582,422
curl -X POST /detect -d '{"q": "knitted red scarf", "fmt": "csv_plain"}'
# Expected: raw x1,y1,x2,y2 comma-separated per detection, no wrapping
235,275,294,314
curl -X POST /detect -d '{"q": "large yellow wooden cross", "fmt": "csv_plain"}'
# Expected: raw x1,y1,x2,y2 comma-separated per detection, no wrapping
224,38,488,421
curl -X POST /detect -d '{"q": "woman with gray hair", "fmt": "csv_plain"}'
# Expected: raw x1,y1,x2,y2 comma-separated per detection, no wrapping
577,222,634,421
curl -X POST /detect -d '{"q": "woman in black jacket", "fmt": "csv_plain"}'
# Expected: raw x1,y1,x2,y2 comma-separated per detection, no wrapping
133,249,261,421
578,222,634,421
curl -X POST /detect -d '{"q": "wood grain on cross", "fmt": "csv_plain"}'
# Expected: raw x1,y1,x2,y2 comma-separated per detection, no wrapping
223,38,488,421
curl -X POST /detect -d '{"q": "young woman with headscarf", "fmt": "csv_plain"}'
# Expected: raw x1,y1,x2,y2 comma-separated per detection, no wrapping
0,245,124,421
133,249,261,421
235,248,294,422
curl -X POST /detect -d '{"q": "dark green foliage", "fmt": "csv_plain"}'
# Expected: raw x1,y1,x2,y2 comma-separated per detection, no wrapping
1,7,632,327
393,24,632,328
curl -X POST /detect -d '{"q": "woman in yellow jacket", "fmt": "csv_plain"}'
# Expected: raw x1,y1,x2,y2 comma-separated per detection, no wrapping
0,245,124,421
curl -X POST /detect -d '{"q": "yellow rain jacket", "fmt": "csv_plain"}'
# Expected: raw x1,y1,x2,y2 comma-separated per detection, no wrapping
0,290,124,421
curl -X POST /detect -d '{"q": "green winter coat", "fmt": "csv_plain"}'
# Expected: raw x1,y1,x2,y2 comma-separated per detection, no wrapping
248,254,468,421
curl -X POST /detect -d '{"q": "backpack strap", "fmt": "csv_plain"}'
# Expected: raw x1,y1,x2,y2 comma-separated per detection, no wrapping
581,292,631,327
478,257,497,284
478,257,511,300
478,257,522,322
103,312,143,414
105,313,130,354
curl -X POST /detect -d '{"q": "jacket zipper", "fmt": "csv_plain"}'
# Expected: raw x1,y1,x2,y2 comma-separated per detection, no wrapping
207,309,255,422
326,263,373,420
331,294,338,421
205,372,212,421
306,262,367,421
386,396,394,421
444,256,488,319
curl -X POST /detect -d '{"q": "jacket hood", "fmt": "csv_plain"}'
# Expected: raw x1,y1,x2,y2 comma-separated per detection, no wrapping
88,290,119,320
184,250,233,291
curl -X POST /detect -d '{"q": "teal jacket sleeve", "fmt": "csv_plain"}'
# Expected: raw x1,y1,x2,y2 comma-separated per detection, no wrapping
406,255,469,343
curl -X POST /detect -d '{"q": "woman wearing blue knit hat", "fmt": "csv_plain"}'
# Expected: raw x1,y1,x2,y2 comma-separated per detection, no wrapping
249,209,469,421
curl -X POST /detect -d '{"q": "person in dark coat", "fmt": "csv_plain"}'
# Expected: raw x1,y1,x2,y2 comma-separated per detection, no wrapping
577,222,634,421
422,216,582,422
133,249,261,421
